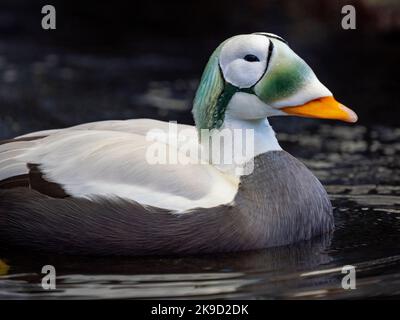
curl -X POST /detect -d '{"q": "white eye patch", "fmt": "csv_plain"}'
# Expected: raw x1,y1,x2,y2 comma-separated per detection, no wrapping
219,35,270,88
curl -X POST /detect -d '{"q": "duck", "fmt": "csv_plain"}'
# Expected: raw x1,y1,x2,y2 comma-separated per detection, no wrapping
0,33,357,256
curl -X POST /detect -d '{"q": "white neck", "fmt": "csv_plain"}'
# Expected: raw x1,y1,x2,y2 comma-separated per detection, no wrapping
222,91,282,158
222,113,282,156
200,112,281,176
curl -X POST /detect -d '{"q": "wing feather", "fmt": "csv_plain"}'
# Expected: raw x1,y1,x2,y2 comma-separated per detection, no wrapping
1,119,239,211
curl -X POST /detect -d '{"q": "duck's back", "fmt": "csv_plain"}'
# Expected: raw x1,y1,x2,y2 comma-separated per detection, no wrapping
0,119,239,211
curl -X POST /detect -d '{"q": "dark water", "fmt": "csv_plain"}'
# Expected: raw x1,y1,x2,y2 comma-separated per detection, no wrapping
0,34,399,299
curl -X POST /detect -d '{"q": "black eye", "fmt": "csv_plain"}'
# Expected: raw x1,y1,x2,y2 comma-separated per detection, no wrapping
243,54,260,62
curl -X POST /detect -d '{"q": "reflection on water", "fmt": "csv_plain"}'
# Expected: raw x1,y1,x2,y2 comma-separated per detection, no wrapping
0,260,9,276
0,235,336,299
1,216,399,299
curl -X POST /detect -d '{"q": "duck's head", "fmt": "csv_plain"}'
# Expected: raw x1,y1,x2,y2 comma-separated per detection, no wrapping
193,33,357,131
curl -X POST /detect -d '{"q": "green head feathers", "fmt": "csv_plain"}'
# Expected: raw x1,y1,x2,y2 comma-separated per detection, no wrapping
192,33,333,131
192,41,225,131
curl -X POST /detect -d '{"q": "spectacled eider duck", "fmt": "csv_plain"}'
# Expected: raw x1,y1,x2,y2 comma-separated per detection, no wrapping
0,33,357,256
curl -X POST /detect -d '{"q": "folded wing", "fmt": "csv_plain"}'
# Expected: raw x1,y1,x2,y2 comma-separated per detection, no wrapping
0,119,239,211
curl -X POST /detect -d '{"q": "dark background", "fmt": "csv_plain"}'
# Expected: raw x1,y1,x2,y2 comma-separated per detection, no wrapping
0,0,399,138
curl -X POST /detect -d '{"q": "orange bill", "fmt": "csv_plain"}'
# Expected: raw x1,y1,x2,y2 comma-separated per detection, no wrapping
281,96,358,123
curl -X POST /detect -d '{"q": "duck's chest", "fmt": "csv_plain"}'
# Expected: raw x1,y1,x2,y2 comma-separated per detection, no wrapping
233,151,333,247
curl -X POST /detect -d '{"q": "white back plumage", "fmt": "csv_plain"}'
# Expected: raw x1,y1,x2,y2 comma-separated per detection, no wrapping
1,119,239,211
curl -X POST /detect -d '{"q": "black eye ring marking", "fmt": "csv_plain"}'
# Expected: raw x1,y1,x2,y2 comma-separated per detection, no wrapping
265,39,274,71
243,54,260,62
